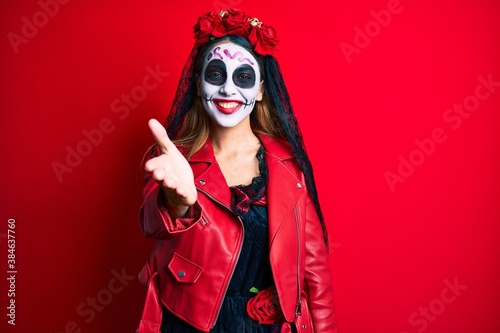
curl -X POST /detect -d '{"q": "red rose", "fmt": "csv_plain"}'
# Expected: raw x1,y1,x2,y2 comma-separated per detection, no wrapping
246,285,284,324
223,8,250,36
248,24,279,56
199,12,216,30
211,15,226,38
224,8,248,26
193,11,217,45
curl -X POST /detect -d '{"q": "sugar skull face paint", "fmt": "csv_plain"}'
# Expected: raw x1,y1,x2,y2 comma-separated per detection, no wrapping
200,42,262,128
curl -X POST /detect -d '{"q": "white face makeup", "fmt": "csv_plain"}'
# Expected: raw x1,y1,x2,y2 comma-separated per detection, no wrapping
199,42,262,128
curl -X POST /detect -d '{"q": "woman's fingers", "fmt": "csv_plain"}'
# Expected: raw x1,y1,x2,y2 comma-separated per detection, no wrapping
144,155,165,173
148,118,175,154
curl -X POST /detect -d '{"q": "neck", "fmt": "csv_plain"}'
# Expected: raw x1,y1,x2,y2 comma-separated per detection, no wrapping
210,118,260,154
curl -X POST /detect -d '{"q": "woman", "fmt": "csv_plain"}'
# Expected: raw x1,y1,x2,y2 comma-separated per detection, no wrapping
138,8,337,333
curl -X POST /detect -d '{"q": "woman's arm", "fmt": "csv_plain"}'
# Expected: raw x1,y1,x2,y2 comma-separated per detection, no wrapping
139,119,200,239
303,195,338,332
139,173,201,239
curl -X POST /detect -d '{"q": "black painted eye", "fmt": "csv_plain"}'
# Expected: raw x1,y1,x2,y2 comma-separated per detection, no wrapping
204,60,226,86
237,73,252,81
233,65,256,89
206,70,224,81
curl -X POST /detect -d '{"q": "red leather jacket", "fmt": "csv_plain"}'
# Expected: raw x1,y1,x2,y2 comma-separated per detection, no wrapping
139,134,337,332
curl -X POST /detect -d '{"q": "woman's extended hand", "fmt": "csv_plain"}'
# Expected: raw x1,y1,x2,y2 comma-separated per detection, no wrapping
145,119,197,214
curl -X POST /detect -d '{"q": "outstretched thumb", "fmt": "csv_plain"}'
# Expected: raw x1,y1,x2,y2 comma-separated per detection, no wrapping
148,119,173,152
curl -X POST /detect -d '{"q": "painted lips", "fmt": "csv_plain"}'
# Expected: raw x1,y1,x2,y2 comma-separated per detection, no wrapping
213,99,243,114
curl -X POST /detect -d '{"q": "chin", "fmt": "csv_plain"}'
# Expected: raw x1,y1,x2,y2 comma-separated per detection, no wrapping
207,111,249,128
215,119,243,128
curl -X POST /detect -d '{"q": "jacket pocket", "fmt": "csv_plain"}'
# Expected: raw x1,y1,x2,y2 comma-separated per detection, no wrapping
167,252,203,283
293,293,314,333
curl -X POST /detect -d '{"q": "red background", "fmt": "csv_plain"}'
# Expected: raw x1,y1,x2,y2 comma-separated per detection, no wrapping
1,0,500,332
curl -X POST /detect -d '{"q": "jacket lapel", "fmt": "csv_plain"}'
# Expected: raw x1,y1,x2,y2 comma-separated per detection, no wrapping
259,135,305,250
189,139,232,210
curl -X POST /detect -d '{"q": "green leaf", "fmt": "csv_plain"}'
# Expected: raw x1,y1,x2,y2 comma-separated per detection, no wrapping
249,287,259,294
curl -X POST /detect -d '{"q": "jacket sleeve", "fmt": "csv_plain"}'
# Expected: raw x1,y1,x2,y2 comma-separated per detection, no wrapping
139,172,202,239
303,195,338,332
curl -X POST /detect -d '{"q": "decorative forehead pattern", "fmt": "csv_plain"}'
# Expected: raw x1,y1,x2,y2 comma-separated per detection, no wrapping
206,46,255,66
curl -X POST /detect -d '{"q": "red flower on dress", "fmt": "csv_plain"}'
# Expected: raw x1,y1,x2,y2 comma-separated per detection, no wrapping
192,8,279,56
246,285,284,324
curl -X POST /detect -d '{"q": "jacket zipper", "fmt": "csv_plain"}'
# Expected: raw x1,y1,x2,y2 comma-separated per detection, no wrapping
200,216,208,226
294,206,302,317
197,187,244,328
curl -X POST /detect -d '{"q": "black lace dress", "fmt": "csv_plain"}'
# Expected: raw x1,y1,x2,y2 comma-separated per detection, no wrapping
161,146,278,333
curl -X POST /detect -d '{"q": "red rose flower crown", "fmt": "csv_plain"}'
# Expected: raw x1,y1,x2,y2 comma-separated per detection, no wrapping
193,8,279,56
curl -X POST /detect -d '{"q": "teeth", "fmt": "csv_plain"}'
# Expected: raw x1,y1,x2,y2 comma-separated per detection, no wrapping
217,101,240,109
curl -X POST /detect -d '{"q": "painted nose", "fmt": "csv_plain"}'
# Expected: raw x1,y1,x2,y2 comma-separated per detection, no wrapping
219,79,237,96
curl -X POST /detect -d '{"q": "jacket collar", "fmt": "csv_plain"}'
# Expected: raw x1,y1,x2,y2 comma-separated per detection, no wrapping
188,133,304,239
